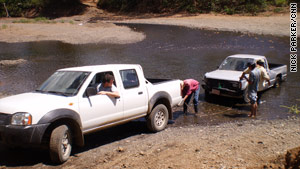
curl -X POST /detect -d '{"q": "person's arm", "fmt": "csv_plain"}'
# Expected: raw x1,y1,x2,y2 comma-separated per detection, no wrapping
240,67,250,80
261,68,271,86
240,72,246,80
247,72,253,84
98,85,120,98
98,91,120,98
183,94,189,101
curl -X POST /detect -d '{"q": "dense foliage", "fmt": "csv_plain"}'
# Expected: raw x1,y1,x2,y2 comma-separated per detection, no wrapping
97,0,297,14
0,0,298,17
0,0,81,17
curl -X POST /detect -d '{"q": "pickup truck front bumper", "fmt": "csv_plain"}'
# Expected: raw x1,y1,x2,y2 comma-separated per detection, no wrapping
0,123,50,147
202,84,244,98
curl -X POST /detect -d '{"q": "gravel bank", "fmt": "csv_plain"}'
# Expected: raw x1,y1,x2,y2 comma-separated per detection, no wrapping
1,13,299,45
115,14,299,37
2,117,298,168
0,21,145,44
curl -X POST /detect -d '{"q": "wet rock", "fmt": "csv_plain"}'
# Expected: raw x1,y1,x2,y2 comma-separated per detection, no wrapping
285,146,300,169
258,141,264,144
117,147,125,152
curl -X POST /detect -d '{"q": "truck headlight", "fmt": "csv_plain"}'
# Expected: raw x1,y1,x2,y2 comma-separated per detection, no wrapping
11,112,32,125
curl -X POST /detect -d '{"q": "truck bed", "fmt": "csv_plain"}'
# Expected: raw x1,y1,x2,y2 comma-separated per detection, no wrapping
269,63,286,70
147,78,176,84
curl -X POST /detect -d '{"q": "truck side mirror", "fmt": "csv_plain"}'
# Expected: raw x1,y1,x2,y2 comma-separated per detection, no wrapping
86,87,97,97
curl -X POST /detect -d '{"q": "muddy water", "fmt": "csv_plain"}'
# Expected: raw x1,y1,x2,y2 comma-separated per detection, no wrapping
0,24,299,126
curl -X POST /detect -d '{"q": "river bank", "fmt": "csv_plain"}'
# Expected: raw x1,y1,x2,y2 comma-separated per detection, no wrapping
0,6,299,45
1,116,299,168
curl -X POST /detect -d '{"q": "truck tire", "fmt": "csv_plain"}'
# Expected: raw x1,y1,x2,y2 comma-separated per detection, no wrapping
49,125,72,164
147,104,169,132
273,76,281,88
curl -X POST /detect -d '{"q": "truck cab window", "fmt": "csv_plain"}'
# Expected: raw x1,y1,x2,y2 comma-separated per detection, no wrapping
120,69,139,89
85,71,116,97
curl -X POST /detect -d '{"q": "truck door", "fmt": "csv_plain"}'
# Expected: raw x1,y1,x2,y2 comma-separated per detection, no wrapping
79,71,123,130
120,69,148,119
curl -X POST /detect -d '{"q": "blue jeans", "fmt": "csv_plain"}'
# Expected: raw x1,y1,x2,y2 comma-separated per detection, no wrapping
184,85,200,113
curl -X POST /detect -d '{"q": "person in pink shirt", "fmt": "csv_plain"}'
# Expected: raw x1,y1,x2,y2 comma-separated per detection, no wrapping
180,79,200,114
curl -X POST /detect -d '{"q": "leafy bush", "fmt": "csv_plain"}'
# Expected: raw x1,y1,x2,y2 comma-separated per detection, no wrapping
275,0,287,7
1,24,8,29
273,7,283,13
224,6,234,15
0,0,81,17
97,0,269,14
0,0,35,17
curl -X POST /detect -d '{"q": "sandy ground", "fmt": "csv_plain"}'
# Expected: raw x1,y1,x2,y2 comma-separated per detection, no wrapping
115,13,299,37
0,21,145,44
1,116,299,168
59,117,300,169
1,5,300,169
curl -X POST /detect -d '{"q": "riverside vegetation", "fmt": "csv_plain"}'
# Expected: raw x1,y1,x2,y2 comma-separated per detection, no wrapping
0,0,298,17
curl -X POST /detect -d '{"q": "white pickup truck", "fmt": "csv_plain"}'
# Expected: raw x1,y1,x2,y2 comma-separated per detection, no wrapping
0,64,182,163
202,54,287,102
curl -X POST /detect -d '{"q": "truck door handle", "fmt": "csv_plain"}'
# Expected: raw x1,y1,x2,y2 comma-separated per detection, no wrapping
138,91,143,95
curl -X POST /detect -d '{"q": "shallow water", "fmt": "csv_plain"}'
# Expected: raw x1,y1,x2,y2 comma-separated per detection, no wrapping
0,24,299,125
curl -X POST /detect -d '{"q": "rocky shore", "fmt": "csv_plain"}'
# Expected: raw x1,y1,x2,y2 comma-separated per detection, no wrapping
1,116,299,168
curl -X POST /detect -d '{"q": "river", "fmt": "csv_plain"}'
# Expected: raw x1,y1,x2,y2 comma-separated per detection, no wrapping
0,24,299,125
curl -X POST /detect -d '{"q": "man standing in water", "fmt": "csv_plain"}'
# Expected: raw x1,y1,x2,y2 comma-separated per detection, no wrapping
241,62,261,117
180,79,200,114
240,59,271,104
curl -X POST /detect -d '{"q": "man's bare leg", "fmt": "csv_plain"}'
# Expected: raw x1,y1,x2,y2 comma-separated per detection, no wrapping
253,102,257,117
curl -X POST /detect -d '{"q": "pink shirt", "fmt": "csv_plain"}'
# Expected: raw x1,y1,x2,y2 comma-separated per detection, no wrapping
183,79,199,96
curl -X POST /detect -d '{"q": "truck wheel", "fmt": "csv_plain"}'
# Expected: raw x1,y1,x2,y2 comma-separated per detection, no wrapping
243,88,250,103
49,125,72,164
147,104,169,132
273,76,281,88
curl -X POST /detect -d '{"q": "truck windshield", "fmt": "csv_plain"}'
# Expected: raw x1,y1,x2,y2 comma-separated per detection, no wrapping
36,71,90,96
219,57,254,71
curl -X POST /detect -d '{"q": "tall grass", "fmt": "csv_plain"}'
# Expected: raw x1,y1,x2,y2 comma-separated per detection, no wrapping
281,99,300,114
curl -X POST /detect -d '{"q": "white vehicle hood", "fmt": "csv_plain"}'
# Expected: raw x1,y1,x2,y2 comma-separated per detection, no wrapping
0,92,78,124
205,70,243,82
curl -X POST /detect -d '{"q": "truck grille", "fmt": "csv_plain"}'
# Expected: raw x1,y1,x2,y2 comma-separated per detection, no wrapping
0,113,9,125
207,79,239,91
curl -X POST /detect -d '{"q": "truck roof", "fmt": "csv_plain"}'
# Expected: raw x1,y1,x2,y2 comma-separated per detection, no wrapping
58,64,142,72
228,54,265,60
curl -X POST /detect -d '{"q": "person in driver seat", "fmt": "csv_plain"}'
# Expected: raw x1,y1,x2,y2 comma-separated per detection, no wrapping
97,74,120,98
